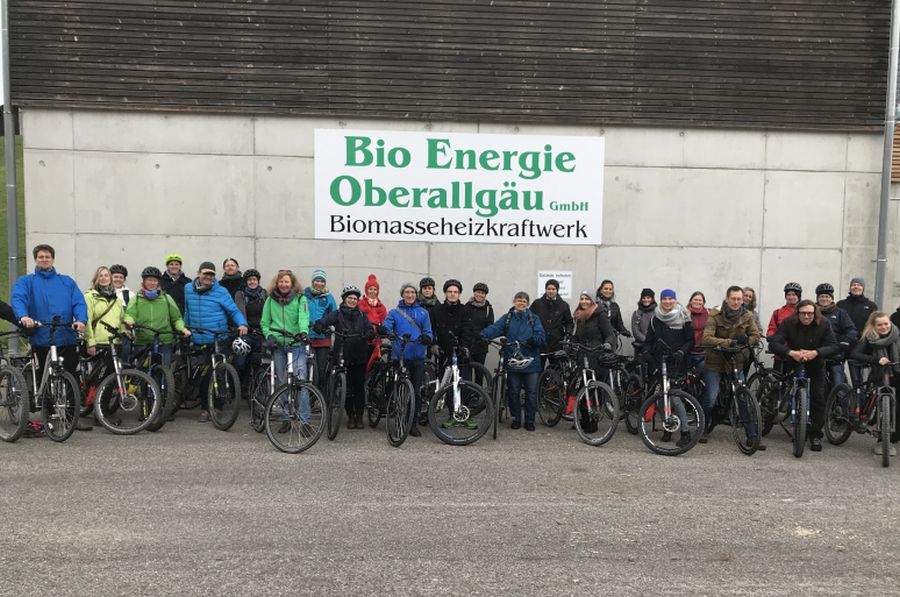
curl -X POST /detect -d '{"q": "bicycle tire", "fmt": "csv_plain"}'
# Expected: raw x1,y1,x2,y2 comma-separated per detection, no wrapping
428,379,493,446
637,389,704,456
171,355,201,412
824,383,853,445
94,369,159,435
264,380,326,453
248,368,269,433
538,368,564,428
880,392,892,468
731,388,762,456
793,387,808,458
326,371,345,441
146,365,177,432
0,365,29,443
386,378,414,447
365,366,387,428
420,360,438,426
751,370,782,436
622,374,643,435
491,371,505,440
573,380,619,446
460,361,493,394
208,362,241,431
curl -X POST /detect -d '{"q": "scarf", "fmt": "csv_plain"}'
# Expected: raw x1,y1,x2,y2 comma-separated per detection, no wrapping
271,288,298,306
721,301,743,323
308,285,329,297
221,272,242,283
573,302,597,322
193,278,213,293
419,294,439,308
468,297,487,309
654,303,690,329
365,296,382,308
141,289,160,300
869,324,900,372
598,298,612,311
243,285,266,302
818,302,837,315
95,285,116,300
637,300,656,313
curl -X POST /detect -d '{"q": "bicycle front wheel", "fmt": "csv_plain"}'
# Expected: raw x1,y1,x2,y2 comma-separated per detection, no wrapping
622,374,643,435
538,368,564,428
792,388,808,458
428,379,493,446
637,389,704,456
146,365,176,432
880,392,892,468
326,371,345,441
94,369,159,435
731,388,762,456
0,365,29,443
264,380,326,453
386,378,414,447
248,368,270,433
364,366,385,428
491,371,505,440
824,383,853,445
573,381,619,446
208,362,241,431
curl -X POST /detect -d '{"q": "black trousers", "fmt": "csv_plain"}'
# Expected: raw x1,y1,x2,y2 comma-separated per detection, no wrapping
345,362,367,416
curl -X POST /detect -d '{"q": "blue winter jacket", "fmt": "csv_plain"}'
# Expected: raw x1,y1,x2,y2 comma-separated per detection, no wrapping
183,278,247,345
11,267,88,347
481,308,546,374
383,300,433,361
304,288,338,341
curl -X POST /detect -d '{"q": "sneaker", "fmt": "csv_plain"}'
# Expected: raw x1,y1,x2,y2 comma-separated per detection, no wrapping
698,433,709,444
661,431,673,443
809,437,823,452
874,443,883,456
278,420,291,434
511,420,521,430
409,425,422,437
465,419,478,430
757,442,767,451
676,431,693,448
198,410,210,423
75,417,93,431
524,422,535,432
23,421,45,438
442,418,459,429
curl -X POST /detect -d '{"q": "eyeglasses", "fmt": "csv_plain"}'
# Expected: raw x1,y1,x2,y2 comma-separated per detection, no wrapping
278,269,293,275
798,311,815,317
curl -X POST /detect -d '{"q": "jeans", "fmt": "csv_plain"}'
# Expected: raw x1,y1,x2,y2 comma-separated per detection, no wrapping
827,361,846,386
507,371,539,425
133,343,173,368
405,359,425,425
688,353,705,375
702,368,744,433
274,346,309,421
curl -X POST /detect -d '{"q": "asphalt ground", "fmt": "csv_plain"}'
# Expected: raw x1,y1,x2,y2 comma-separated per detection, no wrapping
3,408,900,597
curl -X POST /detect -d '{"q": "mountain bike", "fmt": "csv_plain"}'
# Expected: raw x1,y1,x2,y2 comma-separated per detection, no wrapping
175,327,241,431
780,365,811,458
700,344,763,455
365,338,393,427
128,324,180,431
380,334,420,447
322,329,361,441
0,330,30,442
637,346,704,456
75,338,111,417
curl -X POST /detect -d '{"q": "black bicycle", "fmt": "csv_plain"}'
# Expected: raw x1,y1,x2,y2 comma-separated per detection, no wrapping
128,324,180,432
175,327,241,431
700,344,764,455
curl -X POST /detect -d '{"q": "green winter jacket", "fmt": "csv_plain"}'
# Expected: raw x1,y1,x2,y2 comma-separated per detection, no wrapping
84,289,125,347
261,293,309,345
124,291,186,345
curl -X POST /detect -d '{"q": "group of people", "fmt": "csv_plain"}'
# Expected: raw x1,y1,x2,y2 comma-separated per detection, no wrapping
3,243,899,455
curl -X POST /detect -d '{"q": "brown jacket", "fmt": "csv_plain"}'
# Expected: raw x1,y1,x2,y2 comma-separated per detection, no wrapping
702,307,761,373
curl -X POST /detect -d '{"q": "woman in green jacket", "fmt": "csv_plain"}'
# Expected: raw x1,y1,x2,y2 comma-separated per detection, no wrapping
123,266,190,367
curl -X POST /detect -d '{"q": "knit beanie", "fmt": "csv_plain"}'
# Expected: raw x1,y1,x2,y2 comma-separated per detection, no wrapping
545,279,560,290
365,273,380,294
312,268,327,282
850,277,865,289
640,288,655,299
400,282,417,296
660,289,677,300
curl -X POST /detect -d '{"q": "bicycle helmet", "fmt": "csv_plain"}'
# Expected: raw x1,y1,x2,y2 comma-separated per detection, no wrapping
507,348,534,370
141,266,162,280
243,268,261,281
473,282,489,294
815,282,834,298
165,253,183,265
443,279,462,293
783,282,802,297
110,264,128,278
341,284,362,299
231,337,252,356
419,276,436,289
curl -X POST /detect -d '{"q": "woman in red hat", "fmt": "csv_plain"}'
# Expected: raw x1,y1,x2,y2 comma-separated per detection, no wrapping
359,274,388,371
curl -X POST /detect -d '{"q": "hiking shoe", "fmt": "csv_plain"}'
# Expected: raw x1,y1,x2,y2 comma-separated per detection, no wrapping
465,419,478,430
198,410,210,423
23,421,45,438
661,431,673,443
809,437,823,452
409,425,422,437
278,420,292,434
442,417,459,429
75,417,93,431
524,422,535,432
676,431,693,448
511,420,521,430
698,433,709,444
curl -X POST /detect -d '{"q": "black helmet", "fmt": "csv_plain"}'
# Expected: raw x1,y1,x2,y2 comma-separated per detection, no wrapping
473,282,489,294
419,276,436,289
243,268,261,281
783,282,802,297
141,266,162,280
110,264,128,277
443,279,462,293
815,283,834,298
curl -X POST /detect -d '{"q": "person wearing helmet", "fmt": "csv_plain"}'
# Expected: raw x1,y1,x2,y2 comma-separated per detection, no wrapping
383,283,434,437
418,276,439,312
184,261,249,422
109,264,132,307
313,285,375,429
358,274,387,372
767,282,802,337
220,258,243,299
161,253,191,314
816,282,857,386
233,268,267,389
124,266,190,370
304,268,338,389
531,279,573,362
480,291,546,431
464,282,494,385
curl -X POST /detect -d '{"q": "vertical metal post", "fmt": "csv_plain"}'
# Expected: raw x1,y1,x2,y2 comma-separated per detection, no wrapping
1,0,19,353
875,0,900,307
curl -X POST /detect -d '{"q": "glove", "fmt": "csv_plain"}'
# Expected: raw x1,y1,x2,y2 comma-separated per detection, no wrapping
312,324,325,335
601,343,612,352
673,349,685,361
459,347,470,361
733,334,748,345
376,325,388,336
299,332,309,344
265,336,277,349
621,330,632,338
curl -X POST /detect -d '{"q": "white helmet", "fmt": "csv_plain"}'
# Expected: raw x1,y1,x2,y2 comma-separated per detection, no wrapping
231,337,252,356
507,349,534,370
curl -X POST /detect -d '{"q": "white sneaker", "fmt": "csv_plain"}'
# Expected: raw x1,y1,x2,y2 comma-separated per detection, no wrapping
873,443,897,456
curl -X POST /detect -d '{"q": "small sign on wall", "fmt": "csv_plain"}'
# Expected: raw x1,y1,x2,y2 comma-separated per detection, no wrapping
537,271,573,299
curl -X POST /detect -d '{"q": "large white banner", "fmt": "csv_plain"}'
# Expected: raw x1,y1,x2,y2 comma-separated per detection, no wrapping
314,129,604,245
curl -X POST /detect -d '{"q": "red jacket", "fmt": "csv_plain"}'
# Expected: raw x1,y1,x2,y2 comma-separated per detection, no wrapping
689,308,709,354
359,297,388,370
767,303,796,337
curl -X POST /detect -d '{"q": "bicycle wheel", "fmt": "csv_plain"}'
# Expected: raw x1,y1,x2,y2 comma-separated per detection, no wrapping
573,381,619,446
264,380,326,453
93,369,159,435
0,365,29,443
172,355,200,412
208,362,241,431
364,366,385,428
427,379,493,446
880,392,892,468
248,368,269,433
326,371,345,441
824,383,853,445
753,371,782,436
637,389,704,456
538,368,564,427
731,388,762,456
460,361,493,394
386,378,414,447
792,387,808,458
420,361,438,425
41,370,81,442
622,374,643,435
146,365,176,432
492,371,505,440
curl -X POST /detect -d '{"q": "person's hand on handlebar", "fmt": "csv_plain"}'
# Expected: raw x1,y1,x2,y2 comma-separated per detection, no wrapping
237,325,248,336
18,316,34,328
73,321,85,333
87,345,97,356
182,328,191,338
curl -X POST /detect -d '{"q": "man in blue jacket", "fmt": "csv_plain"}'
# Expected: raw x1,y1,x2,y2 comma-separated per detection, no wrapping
383,283,433,437
12,244,91,430
183,261,249,422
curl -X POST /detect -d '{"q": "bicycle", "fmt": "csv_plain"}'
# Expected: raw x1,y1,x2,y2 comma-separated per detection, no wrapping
780,365,812,458
364,338,393,428
379,333,419,447
321,328,361,441
637,346,705,456
262,329,327,453
824,360,897,468
537,340,579,427
174,326,241,431
426,332,493,446
569,342,620,447
0,330,30,442
700,344,764,455
92,321,163,435
75,338,112,417
128,323,181,432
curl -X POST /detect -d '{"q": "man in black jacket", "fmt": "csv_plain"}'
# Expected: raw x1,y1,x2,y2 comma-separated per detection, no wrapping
769,300,840,452
429,279,471,372
1,299,16,326
160,253,191,314
530,279,573,364
837,277,877,388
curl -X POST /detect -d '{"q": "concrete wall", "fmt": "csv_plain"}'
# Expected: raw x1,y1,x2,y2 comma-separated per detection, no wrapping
21,109,893,340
